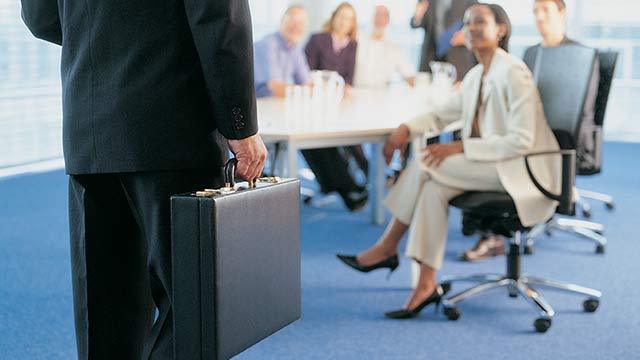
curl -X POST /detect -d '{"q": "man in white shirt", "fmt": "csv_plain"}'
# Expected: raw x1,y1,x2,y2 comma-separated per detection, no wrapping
355,5,416,88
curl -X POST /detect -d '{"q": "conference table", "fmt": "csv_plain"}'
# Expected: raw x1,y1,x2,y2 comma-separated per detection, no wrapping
258,87,433,225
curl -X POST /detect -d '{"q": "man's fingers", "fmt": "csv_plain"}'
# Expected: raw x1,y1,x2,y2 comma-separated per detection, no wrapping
240,158,260,181
235,160,251,181
227,134,268,182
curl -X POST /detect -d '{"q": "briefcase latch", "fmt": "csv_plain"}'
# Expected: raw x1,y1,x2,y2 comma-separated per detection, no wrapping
195,159,283,196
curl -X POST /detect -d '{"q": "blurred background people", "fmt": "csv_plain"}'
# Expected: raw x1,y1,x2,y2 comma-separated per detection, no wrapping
411,0,477,81
300,2,369,212
253,5,311,98
355,5,417,88
461,0,600,262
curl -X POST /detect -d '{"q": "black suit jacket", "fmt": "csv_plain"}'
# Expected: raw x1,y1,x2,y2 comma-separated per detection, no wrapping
21,0,258,174
411,0,477,80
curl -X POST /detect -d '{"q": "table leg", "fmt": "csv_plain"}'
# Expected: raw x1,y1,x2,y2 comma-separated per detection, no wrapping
369,142,385,225
286,142,298,179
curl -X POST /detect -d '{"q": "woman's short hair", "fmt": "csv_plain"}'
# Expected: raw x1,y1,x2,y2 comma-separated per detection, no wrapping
322,2,358,42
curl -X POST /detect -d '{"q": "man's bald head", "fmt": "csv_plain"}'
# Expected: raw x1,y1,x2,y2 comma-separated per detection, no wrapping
280,5,308,46
373,5,390,30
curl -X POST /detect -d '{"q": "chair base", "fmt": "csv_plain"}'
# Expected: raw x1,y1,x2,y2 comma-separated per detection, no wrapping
524,217,607,254
441,232,601,333
578,188,615,210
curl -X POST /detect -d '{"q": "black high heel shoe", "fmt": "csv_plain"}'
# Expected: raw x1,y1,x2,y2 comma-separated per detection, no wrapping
384,284,450,319
336,254,399,277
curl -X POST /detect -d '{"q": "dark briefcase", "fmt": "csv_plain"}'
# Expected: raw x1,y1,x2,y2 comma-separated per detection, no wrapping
171,159,301,359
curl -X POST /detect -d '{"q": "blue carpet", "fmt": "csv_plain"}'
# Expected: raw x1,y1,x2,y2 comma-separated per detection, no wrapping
1,142,639,359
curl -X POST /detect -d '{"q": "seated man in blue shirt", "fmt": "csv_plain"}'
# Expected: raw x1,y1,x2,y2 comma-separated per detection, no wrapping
253,5,311,98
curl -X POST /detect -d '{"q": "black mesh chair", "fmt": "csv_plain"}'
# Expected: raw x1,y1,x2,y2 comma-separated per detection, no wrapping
575,51,619,214
440,45,601,333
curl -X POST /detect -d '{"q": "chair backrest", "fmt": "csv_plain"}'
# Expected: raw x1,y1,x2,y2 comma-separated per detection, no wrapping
594,51,619,126
531,45,597,149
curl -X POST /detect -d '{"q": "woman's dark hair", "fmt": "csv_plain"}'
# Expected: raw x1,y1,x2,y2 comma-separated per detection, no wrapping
478,3,512,52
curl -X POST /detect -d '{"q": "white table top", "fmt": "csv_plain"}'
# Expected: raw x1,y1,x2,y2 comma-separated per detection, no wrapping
257,87,433,141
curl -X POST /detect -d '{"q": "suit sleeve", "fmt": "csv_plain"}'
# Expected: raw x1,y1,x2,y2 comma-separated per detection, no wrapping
463,64,538,161
182,0,257,140
20,0,62,45
410,8,430,30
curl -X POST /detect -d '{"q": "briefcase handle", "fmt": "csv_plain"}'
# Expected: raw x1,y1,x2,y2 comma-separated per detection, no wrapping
194,158,282,197
224,158,238,188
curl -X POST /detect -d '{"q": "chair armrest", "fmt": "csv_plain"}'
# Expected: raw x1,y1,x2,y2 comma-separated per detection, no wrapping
524,149,576,215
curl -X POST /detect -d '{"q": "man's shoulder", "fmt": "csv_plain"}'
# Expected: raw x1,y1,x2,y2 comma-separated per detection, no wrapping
562,37,581,46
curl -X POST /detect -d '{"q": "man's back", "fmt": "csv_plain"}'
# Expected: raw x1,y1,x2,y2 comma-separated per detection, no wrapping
23,0,258,174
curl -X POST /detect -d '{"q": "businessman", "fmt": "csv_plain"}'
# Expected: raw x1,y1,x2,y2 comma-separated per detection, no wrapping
21,1,267,359
411,0,477,81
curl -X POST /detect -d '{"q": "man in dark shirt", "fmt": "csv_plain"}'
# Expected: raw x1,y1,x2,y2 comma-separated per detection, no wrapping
410,0,477,81
21,1,267,358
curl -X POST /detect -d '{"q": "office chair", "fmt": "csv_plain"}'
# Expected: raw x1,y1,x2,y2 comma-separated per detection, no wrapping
441,45,601,333
575,51,619,216
524,51,618,254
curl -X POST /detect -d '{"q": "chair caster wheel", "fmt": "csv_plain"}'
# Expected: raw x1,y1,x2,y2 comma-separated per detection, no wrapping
582,209,592,218
534,318,552,333
303,196,312,205
596,245,605,254
509,292,518,298
524,245,534,255
583,298,599,313
605,202,614,210
444,306,460,321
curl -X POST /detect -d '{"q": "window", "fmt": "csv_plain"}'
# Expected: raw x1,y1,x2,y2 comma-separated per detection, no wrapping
0,2,62,169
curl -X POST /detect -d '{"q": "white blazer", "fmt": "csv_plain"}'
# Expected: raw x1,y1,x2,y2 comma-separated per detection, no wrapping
405,48,561,227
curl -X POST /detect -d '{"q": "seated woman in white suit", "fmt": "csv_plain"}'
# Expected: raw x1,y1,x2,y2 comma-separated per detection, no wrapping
337,3,561,318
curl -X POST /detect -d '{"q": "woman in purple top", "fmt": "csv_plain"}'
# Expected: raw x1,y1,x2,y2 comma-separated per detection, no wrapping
301,3,369,212
305,2,358,85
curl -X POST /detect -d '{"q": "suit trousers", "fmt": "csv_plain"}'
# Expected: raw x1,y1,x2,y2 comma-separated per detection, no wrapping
301,147,363,194
68,169,224,360
384,154,504,269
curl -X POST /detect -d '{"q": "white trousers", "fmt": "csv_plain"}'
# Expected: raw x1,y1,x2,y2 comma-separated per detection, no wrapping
384,153,505,270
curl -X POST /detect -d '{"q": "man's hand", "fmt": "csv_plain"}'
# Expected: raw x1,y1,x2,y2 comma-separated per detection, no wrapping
227,134,268,181
414,1,429,23
383,124,411,165
450,29,467,47
267,80,287,98
421,141,463,168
